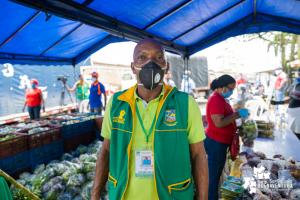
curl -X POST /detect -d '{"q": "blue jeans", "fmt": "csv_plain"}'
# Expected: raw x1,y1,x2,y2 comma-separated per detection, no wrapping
274,88,285,109
28,105,41,120
204,135,230,200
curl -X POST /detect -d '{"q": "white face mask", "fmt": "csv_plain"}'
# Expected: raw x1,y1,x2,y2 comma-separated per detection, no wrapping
275,70,282,75
91,77,97,82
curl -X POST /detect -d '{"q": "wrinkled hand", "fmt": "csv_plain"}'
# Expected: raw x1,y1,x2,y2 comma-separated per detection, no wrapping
237,108,249,118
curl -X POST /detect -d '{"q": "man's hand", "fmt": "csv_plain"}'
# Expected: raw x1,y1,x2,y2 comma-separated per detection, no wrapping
22,107,25,112
87,104,90,111
190,141,209,200
91,139,110,200
42,107,45,113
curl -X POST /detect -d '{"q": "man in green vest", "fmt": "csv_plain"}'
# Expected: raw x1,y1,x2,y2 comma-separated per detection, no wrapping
91,38,208,200
66,74,89,111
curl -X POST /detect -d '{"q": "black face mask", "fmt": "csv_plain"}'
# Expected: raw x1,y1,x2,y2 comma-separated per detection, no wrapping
135,61,166,90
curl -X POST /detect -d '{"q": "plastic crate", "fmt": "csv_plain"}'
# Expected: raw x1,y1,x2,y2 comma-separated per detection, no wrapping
95,130,104,141
0,151,30,175
51,119,89,139
0,133,28,159
63,131,96,153
10,122,47,130
31,117,65,125
18,125,62,150
29,140,63,171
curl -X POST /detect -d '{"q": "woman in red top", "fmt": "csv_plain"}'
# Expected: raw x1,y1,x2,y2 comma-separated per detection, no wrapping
204,75,248,200
22,78,45,120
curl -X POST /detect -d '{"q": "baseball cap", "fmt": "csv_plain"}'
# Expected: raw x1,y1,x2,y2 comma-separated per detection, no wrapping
90,72,99,77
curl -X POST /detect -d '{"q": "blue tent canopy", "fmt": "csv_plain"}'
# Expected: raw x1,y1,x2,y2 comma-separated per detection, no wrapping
1,0,300,64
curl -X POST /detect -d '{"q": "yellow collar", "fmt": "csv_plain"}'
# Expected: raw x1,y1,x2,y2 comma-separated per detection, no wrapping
133,85,165,101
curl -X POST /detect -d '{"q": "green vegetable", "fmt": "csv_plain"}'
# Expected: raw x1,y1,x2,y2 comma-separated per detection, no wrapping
86,172,95,181
79,154,89,162
33,164,45,174
60,153,73,161
62,170,74,183
81,181,93,200
19,172,31,180
57,192,73,200
66,186,82,197
43,183,65,200
66,173,86,187
0,134,17,141
81,162,96,173
26,174,36,185
73,195,84,200
33,168,55,189
76,145,88,154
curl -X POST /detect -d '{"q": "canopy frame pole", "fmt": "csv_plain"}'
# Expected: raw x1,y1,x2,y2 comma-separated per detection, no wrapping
40,23,83,56
143,0,194,30
253,0,257,23
171,0,248,42
0,11,41,49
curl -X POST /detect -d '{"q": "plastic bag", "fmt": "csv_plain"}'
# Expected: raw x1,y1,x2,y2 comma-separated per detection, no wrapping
85,154,97,163
66,186,82,197
66,173,86,187
71,158,79,163
57,192,74,200
33,168,56,189
273,154,285,160
55,164,69,176
254,151,266,160
288,156,296,164
19,172,31,180
69,150,80,157
68,163,82,173
43,183,65,200
62,170,73,183
49,160,60,164
277,169,296,189
60,153,73,161
41,181,54,194
26,174,37,184
79,154,89,162
86,172,95,181
76,145,88,154
73,195,84,200
10,179,26,191
33,164,45,174
81,181,94,200
82,162,96,173
290,189,300,198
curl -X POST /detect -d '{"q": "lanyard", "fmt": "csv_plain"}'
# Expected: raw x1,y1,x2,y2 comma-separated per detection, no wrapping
135,101,157,149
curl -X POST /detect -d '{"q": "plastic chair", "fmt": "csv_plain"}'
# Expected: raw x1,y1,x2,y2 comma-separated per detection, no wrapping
79,99,89,113
245,100,266,119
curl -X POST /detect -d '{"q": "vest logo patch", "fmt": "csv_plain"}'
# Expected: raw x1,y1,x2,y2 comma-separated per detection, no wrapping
113,110,126,124
164,110,177,126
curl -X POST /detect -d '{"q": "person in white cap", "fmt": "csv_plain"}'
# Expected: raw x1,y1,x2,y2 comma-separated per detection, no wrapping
181,70,196,97
274,66,288,109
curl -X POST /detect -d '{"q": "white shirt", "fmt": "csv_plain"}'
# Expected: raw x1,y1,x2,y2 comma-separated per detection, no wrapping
279,72,287,79
181,78,196,94
287,107,300,134
164,79,175,87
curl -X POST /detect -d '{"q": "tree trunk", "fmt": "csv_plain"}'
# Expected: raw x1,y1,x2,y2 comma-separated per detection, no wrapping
290,35,297,61
280,33,286,71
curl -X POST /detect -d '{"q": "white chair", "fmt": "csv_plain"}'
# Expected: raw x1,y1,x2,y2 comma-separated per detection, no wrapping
245,100,266,120
79,99,89,113
252,95,269,111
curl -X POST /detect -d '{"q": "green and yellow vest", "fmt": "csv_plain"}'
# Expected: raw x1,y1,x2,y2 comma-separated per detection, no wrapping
108,83,194,200
77,81,89,100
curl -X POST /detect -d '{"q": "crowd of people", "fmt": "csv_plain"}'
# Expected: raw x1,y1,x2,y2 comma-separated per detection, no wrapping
21,38,300,200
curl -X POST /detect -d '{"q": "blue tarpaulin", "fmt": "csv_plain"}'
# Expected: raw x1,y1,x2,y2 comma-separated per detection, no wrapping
0,0,300,63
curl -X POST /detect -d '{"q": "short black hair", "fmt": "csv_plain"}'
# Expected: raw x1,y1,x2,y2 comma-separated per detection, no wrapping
79,74,82,78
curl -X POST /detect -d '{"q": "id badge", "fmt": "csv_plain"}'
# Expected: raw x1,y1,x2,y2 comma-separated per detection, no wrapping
134,146,154,178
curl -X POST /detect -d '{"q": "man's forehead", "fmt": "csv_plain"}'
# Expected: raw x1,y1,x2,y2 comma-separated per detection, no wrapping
134,39,165,56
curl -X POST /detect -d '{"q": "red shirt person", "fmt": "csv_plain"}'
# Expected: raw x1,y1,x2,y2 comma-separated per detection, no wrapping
204,74,248,200
22,78,45,120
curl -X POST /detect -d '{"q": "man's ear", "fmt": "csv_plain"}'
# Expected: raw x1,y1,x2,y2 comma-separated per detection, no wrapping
131,62,136,74
166,62,170,73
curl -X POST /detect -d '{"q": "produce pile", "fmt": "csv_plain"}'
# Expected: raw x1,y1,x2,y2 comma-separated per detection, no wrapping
0,134,17,141
239,119,258,149
28,127,51,134
236,151,300,199
10,139,109,200
16,123,41,128
55,115,79,120
255,120,275,139
36,119,63,124
0,127,22,135
221,176,245,199
55,120,82,126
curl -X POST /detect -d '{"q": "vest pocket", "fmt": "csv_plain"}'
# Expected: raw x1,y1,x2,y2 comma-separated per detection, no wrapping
167,178,191,194
108,173,118,188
